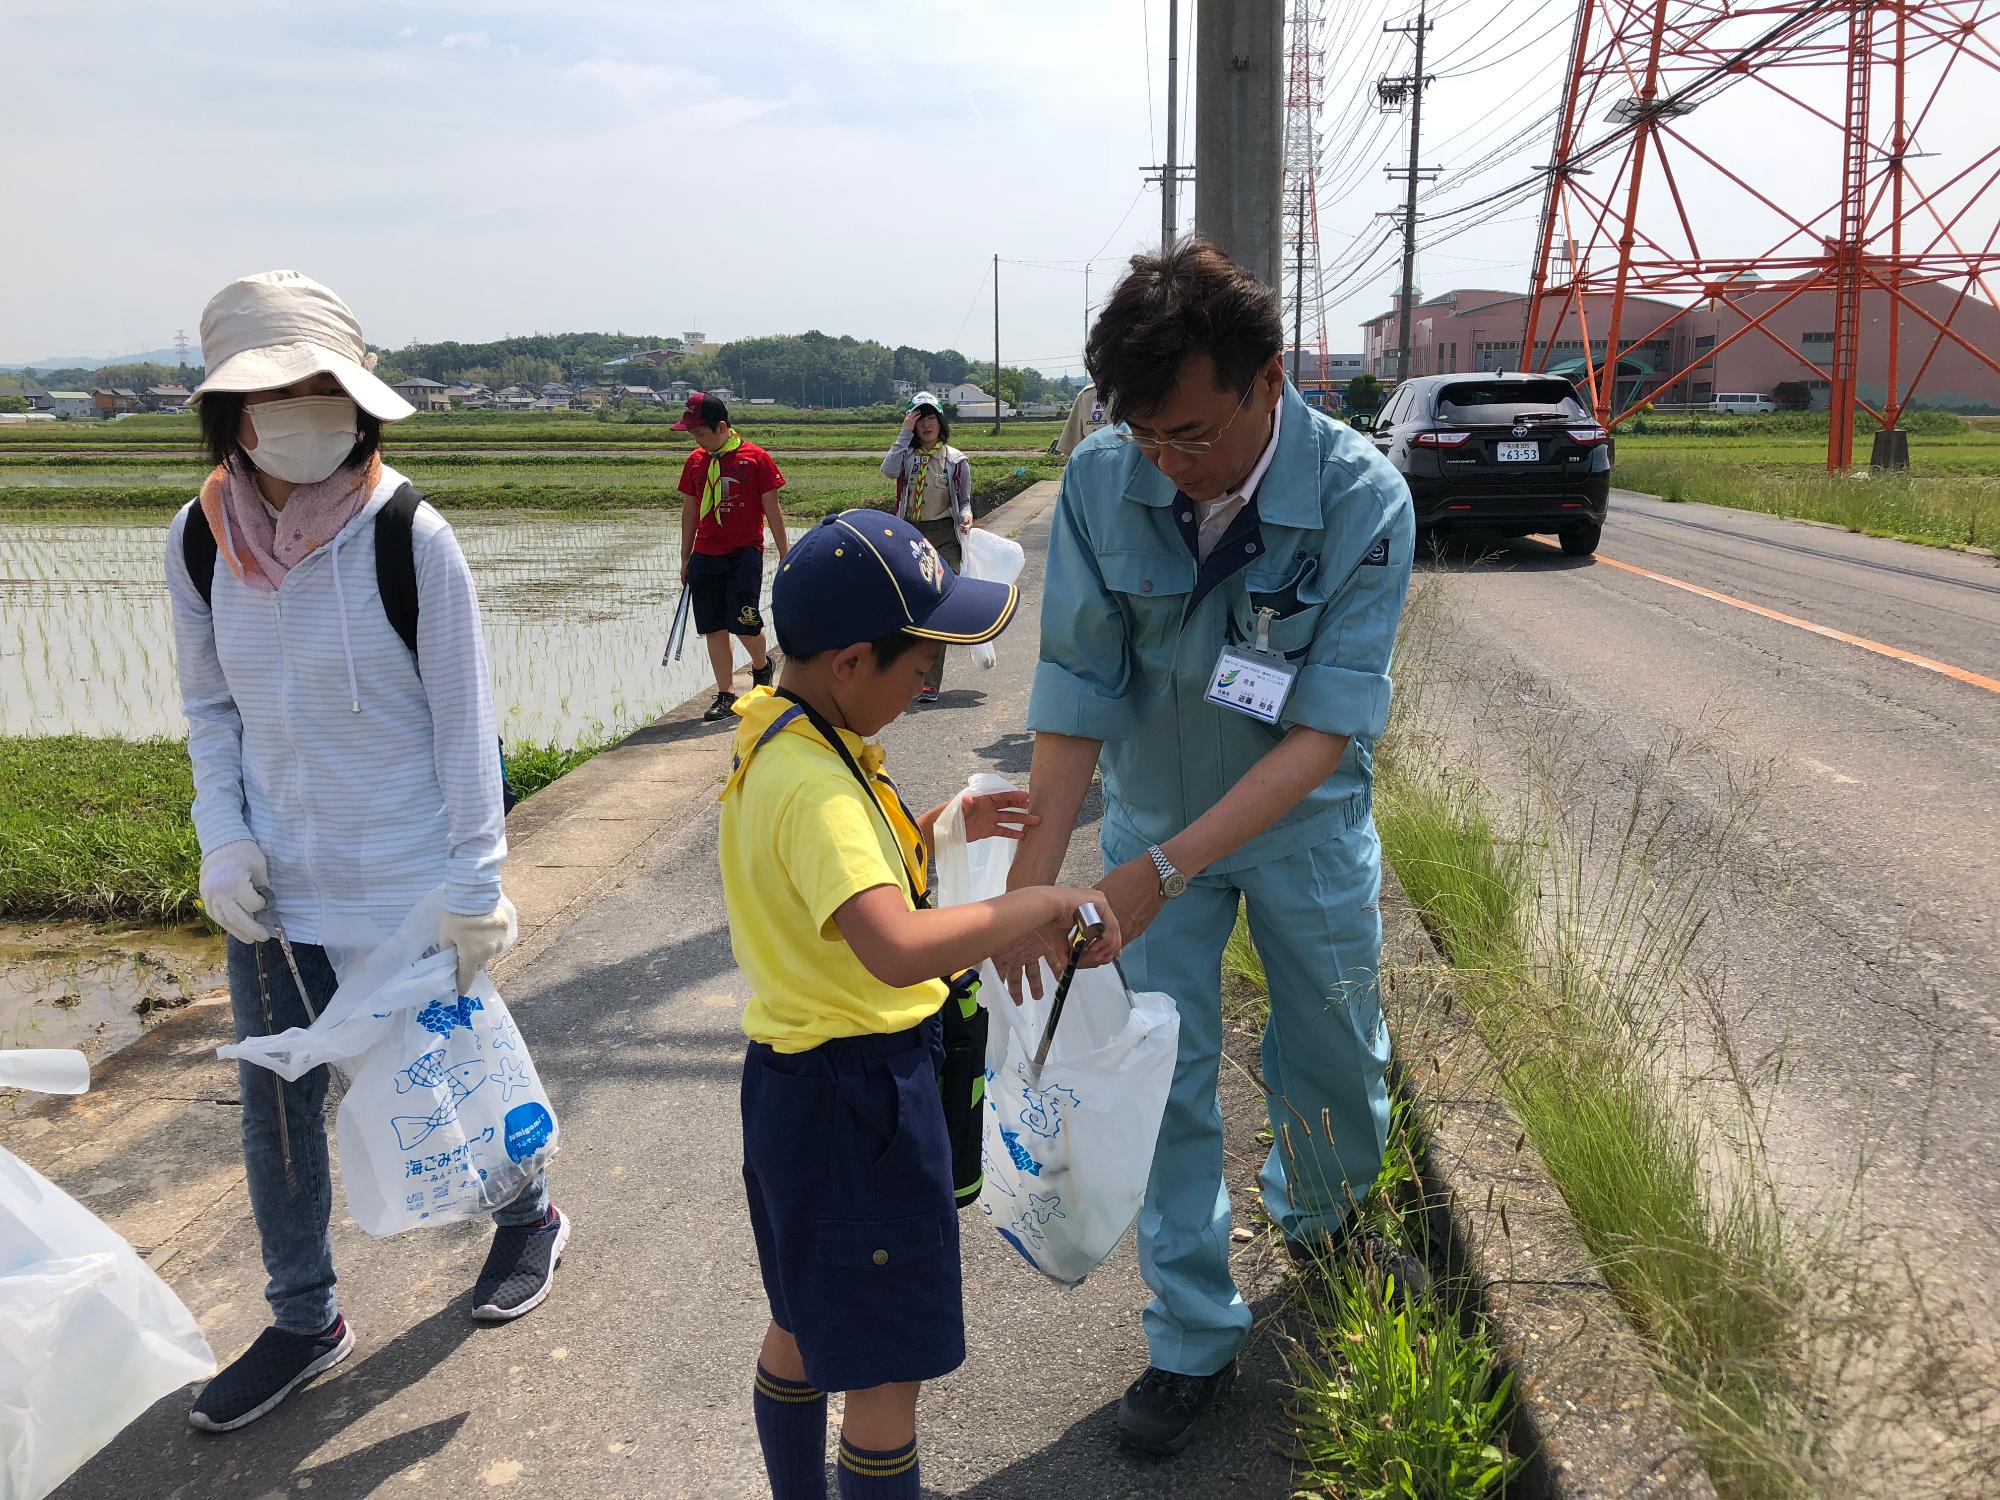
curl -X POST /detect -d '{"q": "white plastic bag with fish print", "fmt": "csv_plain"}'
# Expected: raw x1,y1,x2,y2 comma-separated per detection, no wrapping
0,1054,215,1500
934,777,1181,1288
220,888,559,1238
955,527,1026,670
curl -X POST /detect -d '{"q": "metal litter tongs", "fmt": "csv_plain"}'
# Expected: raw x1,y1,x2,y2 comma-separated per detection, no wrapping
1027,902,1133,1080
252,892,320,1190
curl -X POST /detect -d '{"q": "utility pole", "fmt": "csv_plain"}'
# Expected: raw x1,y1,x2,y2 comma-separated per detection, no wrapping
1163,0,1180,252
992,252,1003,436
1146,3,1195,255
1382,6,1437,382
1083,264,1091,347
1195,0,1285,288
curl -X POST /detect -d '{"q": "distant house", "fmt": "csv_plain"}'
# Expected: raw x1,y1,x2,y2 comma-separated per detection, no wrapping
891,379,916,399
91,388,142,416
391,376,451,412
47,390,93,419
709,387,736,403
663,380,693,403
145,384,192,412
620,385,663,405
940,382,1015,420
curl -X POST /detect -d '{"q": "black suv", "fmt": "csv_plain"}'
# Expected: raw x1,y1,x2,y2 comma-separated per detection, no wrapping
1355,372,1612,555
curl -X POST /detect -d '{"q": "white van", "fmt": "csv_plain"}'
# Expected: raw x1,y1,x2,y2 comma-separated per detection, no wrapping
1708,392,1776,414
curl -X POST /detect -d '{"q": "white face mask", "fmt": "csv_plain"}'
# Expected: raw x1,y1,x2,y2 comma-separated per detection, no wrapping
244,395,360,484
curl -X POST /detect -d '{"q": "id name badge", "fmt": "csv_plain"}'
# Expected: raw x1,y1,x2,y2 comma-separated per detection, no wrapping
1204,610,1297,725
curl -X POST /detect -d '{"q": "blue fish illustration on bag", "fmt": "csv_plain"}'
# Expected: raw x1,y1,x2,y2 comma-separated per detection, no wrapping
390,1056,490,1150
415,995,485,1039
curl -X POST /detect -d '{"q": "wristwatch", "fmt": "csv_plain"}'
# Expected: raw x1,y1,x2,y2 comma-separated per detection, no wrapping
1147,845,1188,900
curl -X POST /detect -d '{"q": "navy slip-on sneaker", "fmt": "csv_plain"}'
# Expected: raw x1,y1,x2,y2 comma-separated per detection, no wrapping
188,1316,354,1433
471,1207,569,1322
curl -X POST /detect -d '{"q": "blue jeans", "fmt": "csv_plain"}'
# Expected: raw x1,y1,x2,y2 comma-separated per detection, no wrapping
227,936,551,1334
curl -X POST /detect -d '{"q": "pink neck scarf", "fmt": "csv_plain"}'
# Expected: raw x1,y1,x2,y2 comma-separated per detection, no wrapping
198,453,382,592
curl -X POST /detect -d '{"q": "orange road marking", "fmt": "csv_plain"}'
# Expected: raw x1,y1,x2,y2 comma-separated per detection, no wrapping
1527,536,2000,695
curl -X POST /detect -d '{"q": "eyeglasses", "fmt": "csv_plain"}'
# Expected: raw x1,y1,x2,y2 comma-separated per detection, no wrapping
1113,382,1257,456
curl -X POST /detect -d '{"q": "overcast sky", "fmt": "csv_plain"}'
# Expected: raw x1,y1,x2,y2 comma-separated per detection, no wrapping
3,1,1989,374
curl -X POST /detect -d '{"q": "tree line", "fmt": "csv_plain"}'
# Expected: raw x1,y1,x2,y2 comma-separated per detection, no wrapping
370,331,1072,409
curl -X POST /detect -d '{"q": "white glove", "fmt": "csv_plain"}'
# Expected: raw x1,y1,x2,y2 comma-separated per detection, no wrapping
440,895,518,994
199,839,271,944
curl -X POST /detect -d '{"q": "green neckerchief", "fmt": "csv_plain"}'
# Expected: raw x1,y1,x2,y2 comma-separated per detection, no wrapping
702,430,746,521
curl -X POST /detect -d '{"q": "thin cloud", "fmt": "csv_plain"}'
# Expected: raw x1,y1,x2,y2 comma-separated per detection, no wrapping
441,32,492,52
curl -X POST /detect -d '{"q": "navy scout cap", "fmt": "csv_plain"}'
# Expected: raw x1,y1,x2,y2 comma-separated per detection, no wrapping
772,509,1018,657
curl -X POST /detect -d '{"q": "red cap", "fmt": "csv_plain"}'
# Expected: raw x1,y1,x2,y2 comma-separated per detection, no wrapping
671,392,707,431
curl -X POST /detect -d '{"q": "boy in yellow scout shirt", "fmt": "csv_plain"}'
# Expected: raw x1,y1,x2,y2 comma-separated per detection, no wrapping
720,509,1119,1499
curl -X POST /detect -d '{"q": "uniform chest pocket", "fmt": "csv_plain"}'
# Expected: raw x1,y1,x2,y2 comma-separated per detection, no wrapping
1099,549,1196,650
1236,557,1327,662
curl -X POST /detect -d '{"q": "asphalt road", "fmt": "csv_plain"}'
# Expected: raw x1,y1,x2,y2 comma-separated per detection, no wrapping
1408,490,2000,1344
57,509,1298,1500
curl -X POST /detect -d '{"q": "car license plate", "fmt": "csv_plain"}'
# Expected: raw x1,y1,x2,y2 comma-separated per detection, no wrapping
1498,441,1540,462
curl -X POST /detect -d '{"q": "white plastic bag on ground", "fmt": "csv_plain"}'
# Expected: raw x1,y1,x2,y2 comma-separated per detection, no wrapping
220,889,559,1238
0,1052,215,1500
934,777,1181,1287
955,527,1026,670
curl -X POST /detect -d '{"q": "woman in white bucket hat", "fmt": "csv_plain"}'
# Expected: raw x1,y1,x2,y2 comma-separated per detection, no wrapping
164,271,567,1433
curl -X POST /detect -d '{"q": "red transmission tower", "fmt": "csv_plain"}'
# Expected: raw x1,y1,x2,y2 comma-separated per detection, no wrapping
1283,0,1330,388
1524,1,2000,470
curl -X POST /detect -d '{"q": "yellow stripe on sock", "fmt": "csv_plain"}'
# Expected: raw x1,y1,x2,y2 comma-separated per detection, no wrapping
838,1442,917,1475
755,1374,823,1403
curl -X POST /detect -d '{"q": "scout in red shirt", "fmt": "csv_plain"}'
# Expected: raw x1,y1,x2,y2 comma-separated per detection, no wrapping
675,392,790,721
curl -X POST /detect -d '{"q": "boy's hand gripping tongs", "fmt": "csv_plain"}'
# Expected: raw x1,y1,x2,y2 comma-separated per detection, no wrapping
1029,903,1121,1079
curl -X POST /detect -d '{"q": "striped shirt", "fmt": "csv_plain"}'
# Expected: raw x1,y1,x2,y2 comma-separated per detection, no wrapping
165,465,506,948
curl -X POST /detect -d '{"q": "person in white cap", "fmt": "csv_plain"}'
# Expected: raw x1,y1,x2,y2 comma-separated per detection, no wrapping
163,271,568,1434
879,392,972,703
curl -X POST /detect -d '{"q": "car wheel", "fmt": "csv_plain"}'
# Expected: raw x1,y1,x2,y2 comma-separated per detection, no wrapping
1559,521,1602,557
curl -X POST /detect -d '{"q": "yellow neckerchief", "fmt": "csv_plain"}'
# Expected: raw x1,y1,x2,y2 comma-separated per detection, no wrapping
701,430,746,521
722,686,927,894
906,441,944,519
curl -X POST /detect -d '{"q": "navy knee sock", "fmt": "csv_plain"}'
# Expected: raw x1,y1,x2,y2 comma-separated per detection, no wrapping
836,1436,919,1497
753,1365,827,1500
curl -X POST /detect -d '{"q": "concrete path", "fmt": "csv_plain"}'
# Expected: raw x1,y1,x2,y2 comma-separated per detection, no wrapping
33,482,1302,1499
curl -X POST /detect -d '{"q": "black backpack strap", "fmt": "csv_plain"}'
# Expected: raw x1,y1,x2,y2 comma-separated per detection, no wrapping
180,502,218,607
771,688,929,906
372,482,423,659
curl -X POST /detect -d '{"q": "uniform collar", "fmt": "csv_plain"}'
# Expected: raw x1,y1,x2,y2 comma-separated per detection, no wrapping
1120,381,1320,528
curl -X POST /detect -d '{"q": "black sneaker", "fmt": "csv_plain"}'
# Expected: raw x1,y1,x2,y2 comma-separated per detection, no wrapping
471,1207,569,1322
751,658,776,689
701,690,737,723
1116,1362,1236,1456
187,1316,354,1433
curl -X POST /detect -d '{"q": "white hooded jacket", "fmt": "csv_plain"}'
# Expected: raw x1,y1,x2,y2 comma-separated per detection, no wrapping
165,464,506,948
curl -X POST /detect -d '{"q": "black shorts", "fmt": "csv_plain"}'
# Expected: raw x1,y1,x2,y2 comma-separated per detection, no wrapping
741,1017,965,1393
687,547,765,636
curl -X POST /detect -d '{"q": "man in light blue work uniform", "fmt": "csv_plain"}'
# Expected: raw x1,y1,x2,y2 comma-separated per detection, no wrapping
1000,238,1415,1457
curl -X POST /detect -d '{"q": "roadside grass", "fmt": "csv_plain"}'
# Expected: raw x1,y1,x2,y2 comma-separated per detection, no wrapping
0,735,201,923
1372,577,1991,1497
1613,450,2000,550
0,731,620,923
1224,922,1519,1497
0,456,1062,519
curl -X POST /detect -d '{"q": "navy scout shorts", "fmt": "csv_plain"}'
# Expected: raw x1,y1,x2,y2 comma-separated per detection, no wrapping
741,1015,964,1393
688,546,765,637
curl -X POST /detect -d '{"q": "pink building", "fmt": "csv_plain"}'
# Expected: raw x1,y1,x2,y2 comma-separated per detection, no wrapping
1360,281,2000,413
